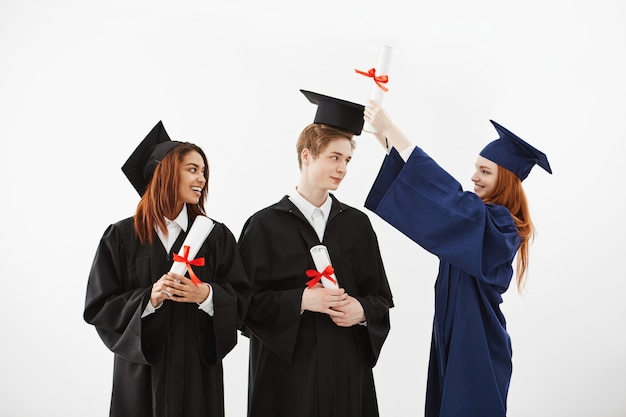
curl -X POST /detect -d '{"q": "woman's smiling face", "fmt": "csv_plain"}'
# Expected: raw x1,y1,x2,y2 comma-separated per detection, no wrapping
178,150,206,205
471,155,498,199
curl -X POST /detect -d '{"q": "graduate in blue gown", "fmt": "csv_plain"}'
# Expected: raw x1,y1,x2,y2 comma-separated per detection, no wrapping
362,101,551,417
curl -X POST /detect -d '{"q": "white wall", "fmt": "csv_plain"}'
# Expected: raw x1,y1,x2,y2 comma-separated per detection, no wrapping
1,1,624,416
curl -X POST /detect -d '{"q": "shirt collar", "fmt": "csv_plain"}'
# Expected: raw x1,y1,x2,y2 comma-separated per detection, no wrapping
288,187,332,222
166,204,189,232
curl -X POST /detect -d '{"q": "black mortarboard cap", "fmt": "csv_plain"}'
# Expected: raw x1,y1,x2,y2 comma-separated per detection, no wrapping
121,121,183,196
300,89,365,135
480,120,552,181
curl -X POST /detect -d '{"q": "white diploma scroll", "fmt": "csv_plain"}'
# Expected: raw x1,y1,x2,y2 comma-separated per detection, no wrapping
363,45,393,133
163,215,215,294
309,244,339,289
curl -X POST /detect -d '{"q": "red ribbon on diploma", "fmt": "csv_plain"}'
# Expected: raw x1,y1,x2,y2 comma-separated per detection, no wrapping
305,265,337,289
354,67,389,92
172,245,204,286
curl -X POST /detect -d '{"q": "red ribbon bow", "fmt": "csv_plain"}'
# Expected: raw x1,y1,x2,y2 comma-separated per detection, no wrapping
354,67,389,92
172,245,205,286
305,265,337,289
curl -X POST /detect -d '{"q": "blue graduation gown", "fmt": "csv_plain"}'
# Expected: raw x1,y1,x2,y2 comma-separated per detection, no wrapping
365,147,520,417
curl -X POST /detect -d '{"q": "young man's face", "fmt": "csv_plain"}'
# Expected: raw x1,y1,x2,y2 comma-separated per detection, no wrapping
306,137,353,191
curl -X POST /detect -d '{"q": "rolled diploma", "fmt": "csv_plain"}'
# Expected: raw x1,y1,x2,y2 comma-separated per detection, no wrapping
163,215,215,294
363,45,393,133
309,244,339,289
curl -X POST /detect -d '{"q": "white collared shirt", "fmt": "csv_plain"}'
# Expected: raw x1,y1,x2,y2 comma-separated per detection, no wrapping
288,188,332,230
156,204,189,252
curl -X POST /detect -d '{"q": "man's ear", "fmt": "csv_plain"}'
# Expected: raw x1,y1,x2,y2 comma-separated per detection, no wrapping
301,148,311,165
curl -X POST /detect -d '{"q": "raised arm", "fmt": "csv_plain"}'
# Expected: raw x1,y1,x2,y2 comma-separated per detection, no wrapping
364,100,412,153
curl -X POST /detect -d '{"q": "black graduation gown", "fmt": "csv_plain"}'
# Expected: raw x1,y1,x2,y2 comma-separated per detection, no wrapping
238,194,393,417
84,216,251,417
365,147,520,417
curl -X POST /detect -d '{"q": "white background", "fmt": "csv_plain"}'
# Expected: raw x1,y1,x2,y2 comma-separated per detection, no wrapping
1,1,625,416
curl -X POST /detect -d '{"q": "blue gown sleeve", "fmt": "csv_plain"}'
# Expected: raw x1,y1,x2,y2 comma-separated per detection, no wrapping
365,146,520,289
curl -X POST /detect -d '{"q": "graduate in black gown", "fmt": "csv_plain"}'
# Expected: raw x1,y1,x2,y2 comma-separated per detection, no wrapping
84,121,250,417
363,101,552,417
238,90,393,417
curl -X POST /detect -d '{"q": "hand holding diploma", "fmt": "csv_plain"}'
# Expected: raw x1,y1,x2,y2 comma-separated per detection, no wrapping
301,246,347,318
356,45,393,133
162,215,215,295
305,245,366,326
159,271,212,304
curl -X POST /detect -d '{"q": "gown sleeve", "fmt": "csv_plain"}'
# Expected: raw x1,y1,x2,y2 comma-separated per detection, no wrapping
205,223,252,359
365,146,520,289
347,215,393,367
83,223,153,364
237,213,305,363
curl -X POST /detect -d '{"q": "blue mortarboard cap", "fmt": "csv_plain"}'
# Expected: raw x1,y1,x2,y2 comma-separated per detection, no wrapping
121,121,183,196
480,120,552,181
301,89,365,135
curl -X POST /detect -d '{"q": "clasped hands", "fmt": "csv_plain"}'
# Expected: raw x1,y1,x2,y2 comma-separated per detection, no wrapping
150,272,210,307
301,283,365,327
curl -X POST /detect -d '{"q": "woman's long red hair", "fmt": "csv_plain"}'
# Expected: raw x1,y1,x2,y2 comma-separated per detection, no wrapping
482,166,534,291
134,143,208,245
